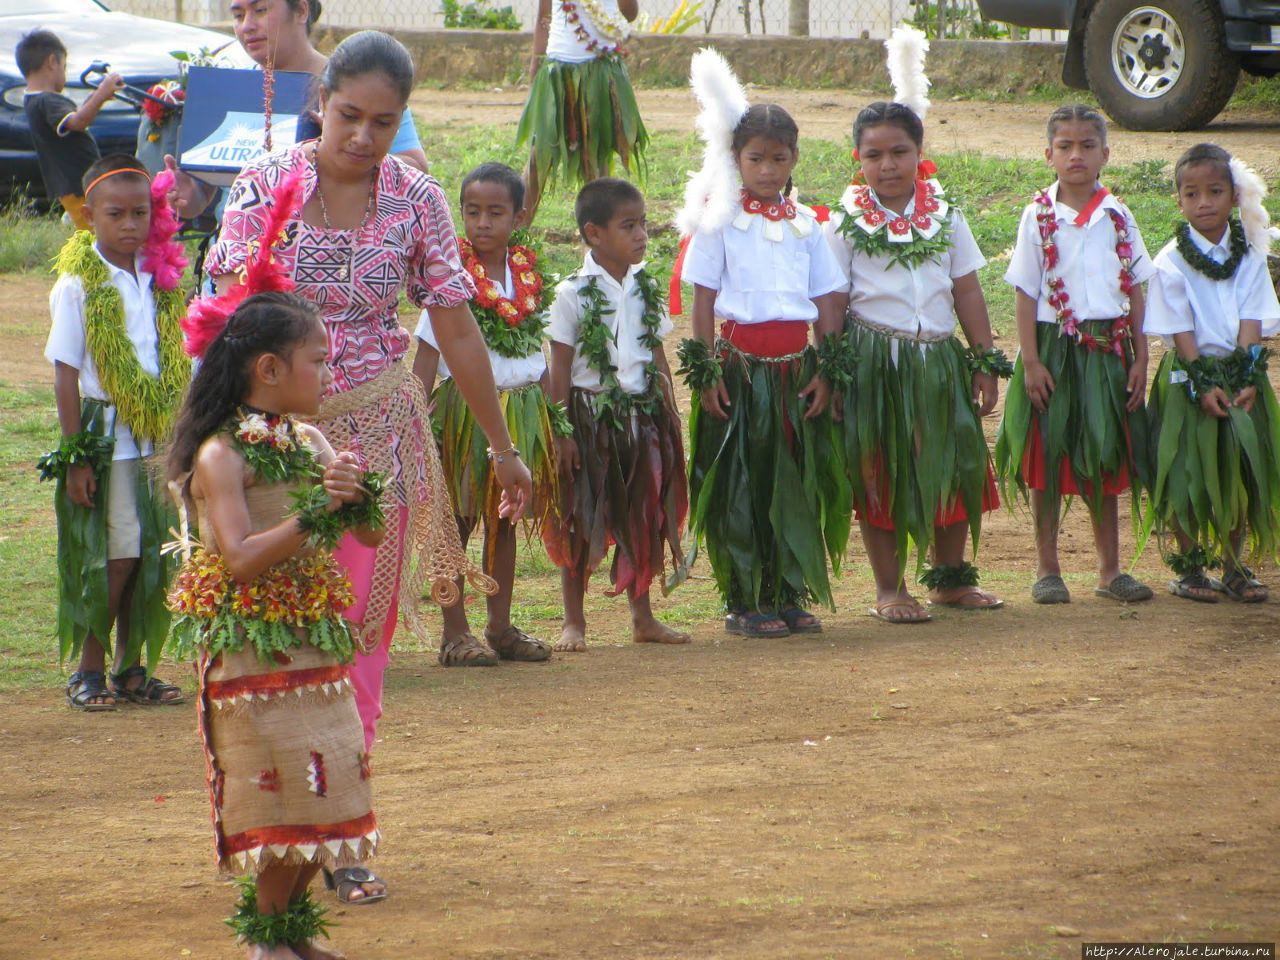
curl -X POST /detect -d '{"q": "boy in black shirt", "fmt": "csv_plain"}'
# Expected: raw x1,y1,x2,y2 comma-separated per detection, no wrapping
16,29,123,229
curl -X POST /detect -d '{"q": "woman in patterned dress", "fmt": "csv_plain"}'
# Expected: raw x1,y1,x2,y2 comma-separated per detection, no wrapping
206,30,532,904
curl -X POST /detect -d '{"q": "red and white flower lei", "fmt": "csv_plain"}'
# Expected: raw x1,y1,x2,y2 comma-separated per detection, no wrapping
742,191,797,222
236,411,309,452
841,177,948,241
1035,190,1135,355
463,240,544,327
561,0,630,56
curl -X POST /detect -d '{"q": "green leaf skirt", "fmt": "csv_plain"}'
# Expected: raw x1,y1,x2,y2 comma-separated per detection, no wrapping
432,379,559,555
688,343,850,612
542,386,687,597
54,398,173,672
838,320,996,583
1140,350,1280,569
515,54,648,193
995,322,1150,524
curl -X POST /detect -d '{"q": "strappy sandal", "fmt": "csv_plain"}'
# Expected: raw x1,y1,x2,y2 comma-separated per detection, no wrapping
1213,567,1268,603
437,632,499,667
67,670,116,711
484,624,552,662
779,607,823,633
323,866,388,905
725,609,790,638
110,665,185,705
1168,568,1221,603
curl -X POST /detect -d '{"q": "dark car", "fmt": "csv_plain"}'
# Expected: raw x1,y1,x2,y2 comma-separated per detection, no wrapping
978,0,1280,130
1,0,249,202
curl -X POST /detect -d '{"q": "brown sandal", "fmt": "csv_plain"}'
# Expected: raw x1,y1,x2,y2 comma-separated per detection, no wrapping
484,624,552,662
437,632,499,667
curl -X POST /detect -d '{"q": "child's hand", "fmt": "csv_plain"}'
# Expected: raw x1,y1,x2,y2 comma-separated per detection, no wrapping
972,371,999,417
322,452,364,509
799,374,830,420
493,455,532,521
66,463,96,509
100,72,125,97
1124,353,1148,412
1199,387,1230,418
700,378,732,419
1023,360,1055,413
1233,384,1258,414
556,436,580,476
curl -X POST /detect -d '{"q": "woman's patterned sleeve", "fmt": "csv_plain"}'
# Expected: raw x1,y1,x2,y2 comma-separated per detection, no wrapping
205,162,275,278
407,178,477,309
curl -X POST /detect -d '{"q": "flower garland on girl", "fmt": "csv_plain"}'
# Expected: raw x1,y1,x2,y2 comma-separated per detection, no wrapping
834,157,955,270
1035,190,1135,355
561,0,631,55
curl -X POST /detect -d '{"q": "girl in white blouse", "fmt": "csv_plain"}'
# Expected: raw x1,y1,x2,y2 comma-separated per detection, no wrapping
824,101,1005,625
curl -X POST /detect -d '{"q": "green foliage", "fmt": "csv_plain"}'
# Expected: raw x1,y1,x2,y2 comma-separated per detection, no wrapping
909,0,1008,39
441,0,521,30
0,196,70,274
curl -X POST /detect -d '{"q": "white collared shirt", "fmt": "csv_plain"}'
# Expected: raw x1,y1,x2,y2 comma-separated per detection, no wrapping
546,251,673,394
683,202,847,325
1005,181,1155,324
824,195,986,340
45,243,159,459
1145,227,1280,357
415,258,547,391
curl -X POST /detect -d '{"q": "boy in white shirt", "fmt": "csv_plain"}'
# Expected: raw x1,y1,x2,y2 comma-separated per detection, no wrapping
42,153,190,709
543,177,689,652
996,104,1156,606
1143,143,1280,604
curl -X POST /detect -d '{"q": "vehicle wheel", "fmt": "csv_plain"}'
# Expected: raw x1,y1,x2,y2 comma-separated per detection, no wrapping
1083,0,1240,131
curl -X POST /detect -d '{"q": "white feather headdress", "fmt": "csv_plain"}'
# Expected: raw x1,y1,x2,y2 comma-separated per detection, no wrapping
884,24,930,121
1229,156,1280,258
676,47,750,237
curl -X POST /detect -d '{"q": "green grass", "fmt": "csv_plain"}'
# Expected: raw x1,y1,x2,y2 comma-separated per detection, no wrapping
4,121,1280,691
0,198,72,274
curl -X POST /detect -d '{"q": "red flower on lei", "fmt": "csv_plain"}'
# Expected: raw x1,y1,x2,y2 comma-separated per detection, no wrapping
560,0,626,56
1034,191,1134,355
741,190,797,222
462,240,544,328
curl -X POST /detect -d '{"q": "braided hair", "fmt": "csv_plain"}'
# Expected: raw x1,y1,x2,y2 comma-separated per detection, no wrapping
166,291,320,479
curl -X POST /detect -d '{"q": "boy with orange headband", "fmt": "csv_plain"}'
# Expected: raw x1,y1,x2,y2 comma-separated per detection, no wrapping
42,153,192,710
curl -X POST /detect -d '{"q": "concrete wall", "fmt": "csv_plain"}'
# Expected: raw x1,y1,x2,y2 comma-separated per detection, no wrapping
306,28,1066,94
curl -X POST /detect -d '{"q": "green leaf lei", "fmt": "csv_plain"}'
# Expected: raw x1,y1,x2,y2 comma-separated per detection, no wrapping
1166,545,1218,577
676,337,723,392
54,230,191,443
546,399,574,438
1174,219,1247,281
290,470,388,549
226,877,332,947
1175,345,1270,401
575,268,666,431
964,345,1015,379
816,330,857,390
919,561,980,591
37,430,115,482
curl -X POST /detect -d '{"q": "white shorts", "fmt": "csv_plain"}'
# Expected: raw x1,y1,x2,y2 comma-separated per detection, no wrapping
106,458,141,561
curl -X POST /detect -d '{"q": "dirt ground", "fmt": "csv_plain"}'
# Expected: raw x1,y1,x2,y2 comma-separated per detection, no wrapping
410,86,1280,174
3,94,1280,959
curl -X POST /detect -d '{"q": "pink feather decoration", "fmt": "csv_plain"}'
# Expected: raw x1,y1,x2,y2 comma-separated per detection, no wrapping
141,170,188,292
181,165,305,359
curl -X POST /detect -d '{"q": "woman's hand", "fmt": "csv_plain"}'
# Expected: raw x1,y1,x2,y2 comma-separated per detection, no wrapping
322,451,364,509
163,154,215,220
493,454,532,521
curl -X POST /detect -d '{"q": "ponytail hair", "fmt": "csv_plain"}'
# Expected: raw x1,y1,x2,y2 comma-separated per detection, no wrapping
167,291,320,481
731,103,800,196
853,100,925,150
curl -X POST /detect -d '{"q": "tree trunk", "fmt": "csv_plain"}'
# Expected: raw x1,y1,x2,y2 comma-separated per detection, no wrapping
788,0,809,36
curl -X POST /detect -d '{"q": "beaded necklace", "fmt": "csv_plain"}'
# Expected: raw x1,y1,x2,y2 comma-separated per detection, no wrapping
1035,189,1135,355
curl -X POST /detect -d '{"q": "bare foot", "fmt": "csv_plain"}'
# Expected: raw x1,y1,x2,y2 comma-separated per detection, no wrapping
555,624,587,652
292,940,346,960
247,945,301,959
633,620,691,644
